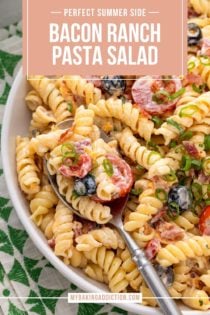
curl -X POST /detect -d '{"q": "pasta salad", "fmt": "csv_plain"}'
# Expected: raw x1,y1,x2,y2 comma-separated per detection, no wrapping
16,0,210,310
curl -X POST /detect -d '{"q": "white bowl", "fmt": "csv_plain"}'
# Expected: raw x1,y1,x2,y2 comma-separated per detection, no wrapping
1,67,208,315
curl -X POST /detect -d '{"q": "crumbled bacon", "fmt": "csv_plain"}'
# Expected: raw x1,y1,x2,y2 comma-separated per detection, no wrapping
59,128,73,144
145,238,161,260
48,238,55,249
183,141,199,158
198,172,210,184
156,222,184,241
182,73,203,87
150,209,166,227
72,221,83,238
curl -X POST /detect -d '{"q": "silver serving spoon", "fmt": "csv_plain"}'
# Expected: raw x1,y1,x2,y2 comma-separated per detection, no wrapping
44,119,182,315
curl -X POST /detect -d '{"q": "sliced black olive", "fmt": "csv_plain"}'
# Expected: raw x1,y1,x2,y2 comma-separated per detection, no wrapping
168,185,192,215
188,23,202,46
101,75,126,96
74,174,96,196
154,264,174,287
82,174,96,195
74,180,87,196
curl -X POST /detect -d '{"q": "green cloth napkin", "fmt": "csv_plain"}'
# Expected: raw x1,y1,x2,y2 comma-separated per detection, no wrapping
0,21,133,315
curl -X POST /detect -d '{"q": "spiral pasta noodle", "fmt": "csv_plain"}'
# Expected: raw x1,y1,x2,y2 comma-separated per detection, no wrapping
84,247,129,292
40,209,55,239
124,188,163,232
76,227,125,251
30,106,56,131
89,98,154,141
190,0,210,17
63,75,102,105
118,128,178,177
16,136,40,195
156,236,210,267
53,201,74,260
182,287,210,310
120,248,143,290
154,92,210,144
84,264,108,283
30,185,58,226
25,90,43,111
28,75,72,122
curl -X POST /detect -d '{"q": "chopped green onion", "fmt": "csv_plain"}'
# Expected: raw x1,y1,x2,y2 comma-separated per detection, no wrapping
103,158,114,177
187,61,196,71
191,182,202,200
167,119,184,134
170,88,186,100
204,135,210,151
67,102,73,113
151,116,163,127
200,56,210,66
152,90,170,104
155,188,167,202
61,143,78,159
192,83,207,94
180,131,193,141
72,190,80,200
191,159,202,170
131,188,143,196
181,156,191,171
169,140,178,148
205,199,210,206
179,104,198,117
163,171,177,182
147,151,161,165
167,202,180,220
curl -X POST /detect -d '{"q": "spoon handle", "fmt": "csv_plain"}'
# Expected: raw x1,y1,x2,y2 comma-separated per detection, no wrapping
116,226,182,315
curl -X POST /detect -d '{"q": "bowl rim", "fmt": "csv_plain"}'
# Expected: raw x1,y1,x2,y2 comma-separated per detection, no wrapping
1,67,205,315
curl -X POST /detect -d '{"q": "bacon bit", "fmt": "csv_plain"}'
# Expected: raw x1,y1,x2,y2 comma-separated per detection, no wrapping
48,238,55,249
157,222,184,241
183,141,199,158
182,73,203,87
82,222,97,234
150,209,166,227
201,39,210,57
59,128,73,144
72,221,83,238
188,7,200,18
145,238,161,260
198,172,210,184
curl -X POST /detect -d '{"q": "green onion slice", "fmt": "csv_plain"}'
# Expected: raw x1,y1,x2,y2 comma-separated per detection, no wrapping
163,171,177,182
191,159,202,170
103,158,114,177
155,188,167,202
167,202,180,220
191,182,202,200
200,56,210,66
179,105,198,117
180,131,193,141
205,199,210,206
67,102,73,113
181,156,192,171
131,188,143,196
170,88,186,100
187,61,196,71
167,119,184,134
152,90,170,104
61,143,78,159
151,116,163,127
204,135,210,151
